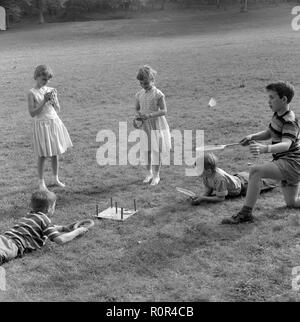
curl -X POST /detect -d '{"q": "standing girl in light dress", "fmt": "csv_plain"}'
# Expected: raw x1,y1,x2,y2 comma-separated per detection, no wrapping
135,65,171,186
28,65,73,190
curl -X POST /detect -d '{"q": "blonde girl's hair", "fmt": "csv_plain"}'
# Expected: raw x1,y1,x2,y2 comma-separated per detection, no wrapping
34,65,54,80
203,153,218,172
136,65,157,82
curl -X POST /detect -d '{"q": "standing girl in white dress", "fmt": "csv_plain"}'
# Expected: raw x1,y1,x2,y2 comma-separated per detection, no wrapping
28,65,73,190
135,65,171,186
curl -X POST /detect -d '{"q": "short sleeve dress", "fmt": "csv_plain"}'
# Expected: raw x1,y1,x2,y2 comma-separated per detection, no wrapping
30,86,73,157
136,86,171,153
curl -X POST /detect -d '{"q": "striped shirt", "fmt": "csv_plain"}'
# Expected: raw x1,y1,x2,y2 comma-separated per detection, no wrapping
4,212,61,254
269,110,300,160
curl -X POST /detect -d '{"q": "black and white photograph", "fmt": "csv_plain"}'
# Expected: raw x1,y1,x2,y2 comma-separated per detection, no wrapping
0,0,300,306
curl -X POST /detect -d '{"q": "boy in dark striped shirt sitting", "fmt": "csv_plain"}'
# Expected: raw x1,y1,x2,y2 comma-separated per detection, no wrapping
0,190,88,265
222,81,300,224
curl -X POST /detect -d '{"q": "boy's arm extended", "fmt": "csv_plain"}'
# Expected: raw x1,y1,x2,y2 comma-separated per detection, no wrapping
53,227,88,245
240,129,271,145
194,195,225,203
252,138,292,155
250,129,271,141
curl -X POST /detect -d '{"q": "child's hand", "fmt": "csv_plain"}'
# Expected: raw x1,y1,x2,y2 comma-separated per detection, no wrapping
44,92,53,102
190,196,203,205
77,227,88,236
249,142,267,155
139,113,149,120
240,135,253,146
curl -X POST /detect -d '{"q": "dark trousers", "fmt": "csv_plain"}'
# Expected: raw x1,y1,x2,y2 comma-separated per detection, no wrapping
234,172,278,197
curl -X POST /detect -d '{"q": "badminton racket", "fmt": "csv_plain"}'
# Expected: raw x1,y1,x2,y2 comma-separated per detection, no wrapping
176,187,196,197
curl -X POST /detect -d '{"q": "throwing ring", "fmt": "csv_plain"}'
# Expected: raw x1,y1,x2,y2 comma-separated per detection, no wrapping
133,117,143,129
64,219,95,232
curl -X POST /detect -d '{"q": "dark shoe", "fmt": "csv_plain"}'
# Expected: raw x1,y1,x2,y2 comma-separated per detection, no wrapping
0,255,6,265
221,211,254,224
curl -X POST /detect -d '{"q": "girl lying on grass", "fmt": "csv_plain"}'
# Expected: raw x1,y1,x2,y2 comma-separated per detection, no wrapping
190,153,277,205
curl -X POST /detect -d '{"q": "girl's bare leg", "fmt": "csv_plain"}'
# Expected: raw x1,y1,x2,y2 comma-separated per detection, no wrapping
38,156,47,190
143,151,153,183
151,151,161,185
51,155,65,187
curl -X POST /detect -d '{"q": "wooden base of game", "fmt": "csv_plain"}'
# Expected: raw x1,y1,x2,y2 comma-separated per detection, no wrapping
95,207,138,221
95,199,137,221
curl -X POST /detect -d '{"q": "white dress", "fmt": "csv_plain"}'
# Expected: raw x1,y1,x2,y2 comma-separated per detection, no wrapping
30,86,73,157
136,86,171,153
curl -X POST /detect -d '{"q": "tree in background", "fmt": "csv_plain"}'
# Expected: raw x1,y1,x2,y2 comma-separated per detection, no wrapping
0,0,69,24
0,0,297,25
0,0,23,24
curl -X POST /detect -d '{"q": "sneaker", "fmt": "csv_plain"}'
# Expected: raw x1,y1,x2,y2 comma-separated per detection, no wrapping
221,211,254,224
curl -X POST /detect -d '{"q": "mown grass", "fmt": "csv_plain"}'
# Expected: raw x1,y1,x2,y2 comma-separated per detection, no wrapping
0,3,300,301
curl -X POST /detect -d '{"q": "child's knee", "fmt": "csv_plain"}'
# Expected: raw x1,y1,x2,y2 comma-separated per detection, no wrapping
249,165,261,177
285,199,296,208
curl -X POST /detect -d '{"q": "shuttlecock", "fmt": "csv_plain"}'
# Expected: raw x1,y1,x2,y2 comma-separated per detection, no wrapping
208,97,216,107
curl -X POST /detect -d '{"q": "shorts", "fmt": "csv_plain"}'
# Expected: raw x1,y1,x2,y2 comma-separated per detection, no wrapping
0,235,19,264
273,158,300,187
234,172,249,196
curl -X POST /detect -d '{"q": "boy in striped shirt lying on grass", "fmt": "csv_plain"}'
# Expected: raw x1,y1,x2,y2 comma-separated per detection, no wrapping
0,190,88,265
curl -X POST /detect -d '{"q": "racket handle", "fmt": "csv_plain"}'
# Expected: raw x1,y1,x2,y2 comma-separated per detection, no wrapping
226,143,241,147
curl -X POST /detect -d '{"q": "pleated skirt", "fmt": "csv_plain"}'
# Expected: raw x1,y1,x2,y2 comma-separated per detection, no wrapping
33,117,73,157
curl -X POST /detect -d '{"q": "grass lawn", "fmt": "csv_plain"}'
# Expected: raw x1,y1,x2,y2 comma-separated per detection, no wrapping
0,3,300,302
